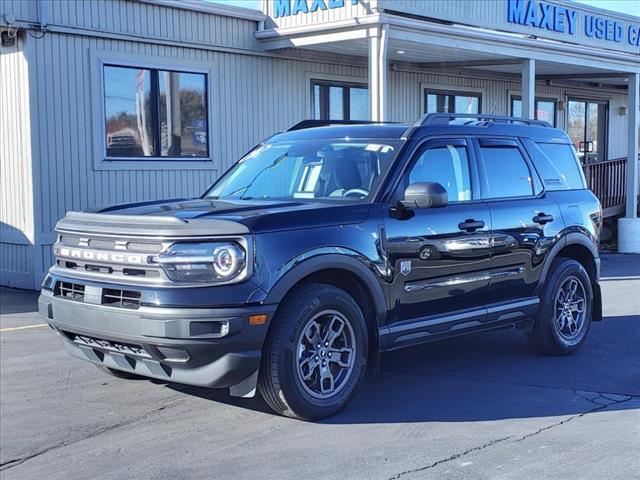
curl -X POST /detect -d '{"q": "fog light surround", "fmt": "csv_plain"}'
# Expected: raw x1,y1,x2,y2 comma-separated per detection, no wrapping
156,346,190,363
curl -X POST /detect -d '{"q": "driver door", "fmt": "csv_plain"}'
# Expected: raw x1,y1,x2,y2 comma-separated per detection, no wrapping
383,138,492,345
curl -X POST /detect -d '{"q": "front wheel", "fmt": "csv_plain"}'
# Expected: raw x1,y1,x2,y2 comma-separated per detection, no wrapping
527,258,593,355
258,283,368,420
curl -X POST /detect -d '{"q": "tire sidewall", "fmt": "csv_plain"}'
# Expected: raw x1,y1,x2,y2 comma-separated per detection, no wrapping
276,286,368,419
540,259,593,353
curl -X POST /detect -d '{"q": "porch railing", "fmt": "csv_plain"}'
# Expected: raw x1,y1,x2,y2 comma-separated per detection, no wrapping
582,157,628,218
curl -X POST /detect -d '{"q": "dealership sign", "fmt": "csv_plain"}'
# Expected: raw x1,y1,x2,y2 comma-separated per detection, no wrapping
274,0,357,17
507,0,640,46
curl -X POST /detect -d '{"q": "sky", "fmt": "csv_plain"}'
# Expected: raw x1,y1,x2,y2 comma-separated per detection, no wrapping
209,0,640,17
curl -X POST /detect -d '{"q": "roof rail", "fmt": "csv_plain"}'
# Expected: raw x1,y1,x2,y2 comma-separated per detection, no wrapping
416,113,551,128
287,119,387,131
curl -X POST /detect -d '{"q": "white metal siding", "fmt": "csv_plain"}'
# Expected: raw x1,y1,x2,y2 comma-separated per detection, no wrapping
3,0,262,51
0,31,35,288
0,244,33,288
0,0,38,23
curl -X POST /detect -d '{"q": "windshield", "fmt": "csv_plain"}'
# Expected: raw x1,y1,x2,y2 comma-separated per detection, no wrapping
204,138,401,201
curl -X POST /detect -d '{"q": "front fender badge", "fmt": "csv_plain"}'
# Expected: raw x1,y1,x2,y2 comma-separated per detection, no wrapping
400,260,411,277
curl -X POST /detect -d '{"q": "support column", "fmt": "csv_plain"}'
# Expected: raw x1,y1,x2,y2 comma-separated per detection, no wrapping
521,59,536,120
368,25,388,122
618,72,640,253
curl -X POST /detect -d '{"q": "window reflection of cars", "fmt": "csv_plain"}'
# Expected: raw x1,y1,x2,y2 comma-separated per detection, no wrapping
106,127,144,157
107,128,138,147
188,119,207,145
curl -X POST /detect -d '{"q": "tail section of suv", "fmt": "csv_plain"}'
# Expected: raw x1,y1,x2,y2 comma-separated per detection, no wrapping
39,114,602,419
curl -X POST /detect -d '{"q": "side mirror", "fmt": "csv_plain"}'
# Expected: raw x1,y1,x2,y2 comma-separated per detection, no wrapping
400,182,448,209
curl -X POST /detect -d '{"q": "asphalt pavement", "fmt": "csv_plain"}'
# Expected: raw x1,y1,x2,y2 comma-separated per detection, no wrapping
1,254,639,479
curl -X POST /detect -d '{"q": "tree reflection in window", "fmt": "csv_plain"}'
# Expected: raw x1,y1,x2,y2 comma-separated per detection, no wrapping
104,65,208,159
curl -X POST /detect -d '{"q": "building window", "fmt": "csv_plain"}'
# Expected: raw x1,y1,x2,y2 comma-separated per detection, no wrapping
104,65,208,159
510,96,556,126
425,89,481,114
312,80,369,121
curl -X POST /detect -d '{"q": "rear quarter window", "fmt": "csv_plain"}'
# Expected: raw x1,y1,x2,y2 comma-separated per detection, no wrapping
530,142,586,191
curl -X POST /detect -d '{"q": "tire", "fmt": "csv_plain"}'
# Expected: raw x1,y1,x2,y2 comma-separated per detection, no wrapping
258,283,368,420
96,365,146,380
527,258,593,356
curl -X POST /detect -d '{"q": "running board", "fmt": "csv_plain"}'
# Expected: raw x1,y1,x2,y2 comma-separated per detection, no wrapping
379,298,539,351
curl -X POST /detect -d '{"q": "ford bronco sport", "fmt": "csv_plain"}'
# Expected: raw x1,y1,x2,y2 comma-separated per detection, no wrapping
39,113,603,420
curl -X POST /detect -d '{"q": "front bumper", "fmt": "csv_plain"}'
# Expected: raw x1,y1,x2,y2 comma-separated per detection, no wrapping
39,289,276,389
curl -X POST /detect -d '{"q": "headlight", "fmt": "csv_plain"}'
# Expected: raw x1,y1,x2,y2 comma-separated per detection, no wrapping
156,242,247,284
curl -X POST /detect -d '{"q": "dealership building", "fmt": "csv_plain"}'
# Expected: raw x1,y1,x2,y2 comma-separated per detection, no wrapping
1,0,639,289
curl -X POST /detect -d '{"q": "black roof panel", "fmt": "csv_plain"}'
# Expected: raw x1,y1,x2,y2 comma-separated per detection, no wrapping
269,121,571,144
270,124,409,142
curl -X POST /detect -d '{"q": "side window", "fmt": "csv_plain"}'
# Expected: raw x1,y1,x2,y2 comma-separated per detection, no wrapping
534,143,586,190
408,144,472,202
479,144,534,198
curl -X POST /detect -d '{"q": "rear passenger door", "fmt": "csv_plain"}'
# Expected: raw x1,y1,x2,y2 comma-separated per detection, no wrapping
473,137,562,305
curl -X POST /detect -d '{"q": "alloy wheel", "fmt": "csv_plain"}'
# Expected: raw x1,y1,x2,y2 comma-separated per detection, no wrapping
296,310,356,399
554,275,587,341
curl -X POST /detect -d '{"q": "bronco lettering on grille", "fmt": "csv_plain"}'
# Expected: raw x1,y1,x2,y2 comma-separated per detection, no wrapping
57,247,146,264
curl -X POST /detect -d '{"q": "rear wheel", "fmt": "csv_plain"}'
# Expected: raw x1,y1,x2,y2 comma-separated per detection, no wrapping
258,283,368,420
527,258,593,355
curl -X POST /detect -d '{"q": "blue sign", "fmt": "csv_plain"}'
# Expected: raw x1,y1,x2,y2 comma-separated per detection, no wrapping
274,0,358,18
507,0,640,46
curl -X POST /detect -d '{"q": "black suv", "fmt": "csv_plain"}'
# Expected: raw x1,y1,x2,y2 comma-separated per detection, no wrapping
39,114,602,420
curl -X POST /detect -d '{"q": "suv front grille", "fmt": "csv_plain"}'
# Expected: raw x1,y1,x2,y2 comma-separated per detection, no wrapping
101,288,142,309
53,281,141,309
59,234,164,254
54,281,85,302
53,233,166,285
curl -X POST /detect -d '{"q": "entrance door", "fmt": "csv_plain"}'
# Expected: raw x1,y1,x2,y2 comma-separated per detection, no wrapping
567,99,608,164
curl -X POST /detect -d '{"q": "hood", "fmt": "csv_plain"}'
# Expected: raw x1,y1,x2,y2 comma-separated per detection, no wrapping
91,198,372,233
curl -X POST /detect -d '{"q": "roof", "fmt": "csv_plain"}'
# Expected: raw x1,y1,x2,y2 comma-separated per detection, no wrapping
269,121,571,144
407,123,571,144
136,0,266,22
271,124,410,142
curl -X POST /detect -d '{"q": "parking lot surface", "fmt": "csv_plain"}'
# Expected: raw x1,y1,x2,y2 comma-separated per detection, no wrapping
1,254,639,480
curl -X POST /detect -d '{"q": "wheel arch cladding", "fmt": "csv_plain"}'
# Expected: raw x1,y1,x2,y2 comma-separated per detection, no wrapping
264,254,387,370
536,232,602,321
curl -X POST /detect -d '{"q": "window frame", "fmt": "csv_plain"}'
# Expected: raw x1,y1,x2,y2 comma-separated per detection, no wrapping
423,87,483,115
566,97,610,164
310,79,369,121
509,95,558,127
91,49,216,171
472,136,544,201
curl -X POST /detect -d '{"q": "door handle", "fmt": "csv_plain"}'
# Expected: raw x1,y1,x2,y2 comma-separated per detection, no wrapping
533,213,554,225
458,219,485,232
